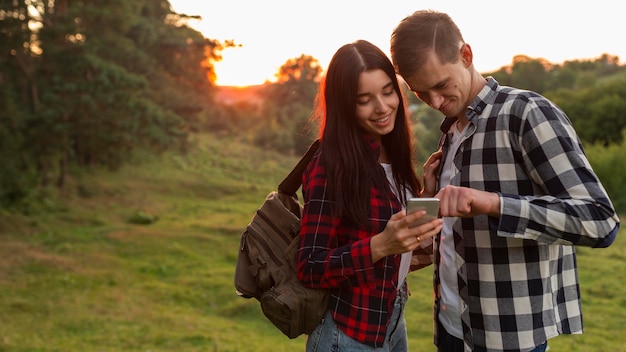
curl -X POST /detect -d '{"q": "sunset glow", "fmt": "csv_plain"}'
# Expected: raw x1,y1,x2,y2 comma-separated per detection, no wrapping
213,48,279,87
171,0,626,87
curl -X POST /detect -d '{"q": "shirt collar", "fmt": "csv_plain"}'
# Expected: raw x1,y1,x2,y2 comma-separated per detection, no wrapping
362,133,383,158
467,76,497,117
439,77,499,133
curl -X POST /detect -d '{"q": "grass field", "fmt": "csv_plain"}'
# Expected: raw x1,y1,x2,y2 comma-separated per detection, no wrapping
0,134,624,351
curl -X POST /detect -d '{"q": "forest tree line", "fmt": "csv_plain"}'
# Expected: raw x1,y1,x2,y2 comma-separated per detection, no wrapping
217,53,626,212
2,1,626,213
1,0,228,208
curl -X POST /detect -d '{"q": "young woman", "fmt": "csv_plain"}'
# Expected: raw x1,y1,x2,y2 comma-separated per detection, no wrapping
297,40,443,351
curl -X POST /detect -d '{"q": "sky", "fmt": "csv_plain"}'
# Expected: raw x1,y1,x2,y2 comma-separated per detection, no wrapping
169,0,626,87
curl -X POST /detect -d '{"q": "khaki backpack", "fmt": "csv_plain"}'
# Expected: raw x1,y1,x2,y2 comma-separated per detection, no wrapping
234,140,329,339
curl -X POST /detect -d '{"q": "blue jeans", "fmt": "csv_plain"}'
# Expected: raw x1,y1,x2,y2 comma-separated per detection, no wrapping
437,321,548,352
306,286,408,352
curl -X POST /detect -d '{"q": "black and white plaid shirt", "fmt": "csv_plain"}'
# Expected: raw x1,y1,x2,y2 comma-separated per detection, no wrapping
434,77,620,351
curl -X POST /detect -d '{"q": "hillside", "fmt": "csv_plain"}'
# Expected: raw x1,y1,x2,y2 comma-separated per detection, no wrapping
0,134,624,351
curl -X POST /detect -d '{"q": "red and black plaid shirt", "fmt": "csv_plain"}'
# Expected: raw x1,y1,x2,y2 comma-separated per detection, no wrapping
297,137,405,347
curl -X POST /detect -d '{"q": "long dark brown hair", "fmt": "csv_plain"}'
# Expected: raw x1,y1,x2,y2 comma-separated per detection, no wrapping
313,40,421,228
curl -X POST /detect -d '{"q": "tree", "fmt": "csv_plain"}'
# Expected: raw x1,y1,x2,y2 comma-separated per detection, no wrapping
509,55,550,92
584,133,626,214
0,0,231,208
255,55,323,154
33,0,189,179
266,54,322,108
487,54,625,94
0,0,45,203
549,79,626,146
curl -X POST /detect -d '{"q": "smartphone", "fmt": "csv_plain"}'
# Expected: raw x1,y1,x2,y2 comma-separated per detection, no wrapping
406,197,440,228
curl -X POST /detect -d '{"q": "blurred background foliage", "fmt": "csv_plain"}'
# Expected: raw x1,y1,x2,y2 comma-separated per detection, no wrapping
1,0,625,214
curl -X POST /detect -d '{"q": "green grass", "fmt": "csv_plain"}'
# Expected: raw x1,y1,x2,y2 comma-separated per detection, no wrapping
0,134,624,351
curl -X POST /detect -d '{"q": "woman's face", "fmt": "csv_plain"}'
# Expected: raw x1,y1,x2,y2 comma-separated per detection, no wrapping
355,69,399,141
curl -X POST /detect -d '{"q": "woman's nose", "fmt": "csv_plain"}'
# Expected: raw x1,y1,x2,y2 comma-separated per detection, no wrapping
374,97,389,114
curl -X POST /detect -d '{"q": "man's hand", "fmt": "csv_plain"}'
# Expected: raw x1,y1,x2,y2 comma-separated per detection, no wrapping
436,185,500,218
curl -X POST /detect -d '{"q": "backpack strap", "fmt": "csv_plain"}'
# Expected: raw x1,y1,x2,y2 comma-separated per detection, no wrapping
278,139,320,196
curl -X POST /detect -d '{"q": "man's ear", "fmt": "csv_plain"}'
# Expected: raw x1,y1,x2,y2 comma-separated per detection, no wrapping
460,43,473,67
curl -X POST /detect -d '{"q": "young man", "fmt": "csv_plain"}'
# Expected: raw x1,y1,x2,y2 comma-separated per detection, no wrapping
390,10,620,352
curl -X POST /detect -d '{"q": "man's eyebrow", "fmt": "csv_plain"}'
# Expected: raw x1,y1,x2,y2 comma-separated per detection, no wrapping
414,77,447,93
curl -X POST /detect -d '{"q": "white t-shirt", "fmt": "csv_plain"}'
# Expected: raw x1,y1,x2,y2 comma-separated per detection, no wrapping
438,121,469,339
381,163,412,286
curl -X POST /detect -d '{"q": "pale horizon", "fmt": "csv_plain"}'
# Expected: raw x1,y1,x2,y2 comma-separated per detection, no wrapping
170,0,626,87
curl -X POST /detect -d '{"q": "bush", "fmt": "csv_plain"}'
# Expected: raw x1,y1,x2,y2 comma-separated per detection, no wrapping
128,210,159,225
585,135,626,214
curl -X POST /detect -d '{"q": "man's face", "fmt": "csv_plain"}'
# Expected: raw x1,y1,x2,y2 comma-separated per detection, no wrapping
404,50,472,118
